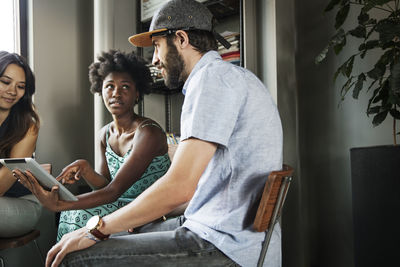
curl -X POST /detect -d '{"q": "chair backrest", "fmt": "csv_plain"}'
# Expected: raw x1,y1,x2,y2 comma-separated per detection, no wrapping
253,164,293,267
0,230,40,250
253,164,294,232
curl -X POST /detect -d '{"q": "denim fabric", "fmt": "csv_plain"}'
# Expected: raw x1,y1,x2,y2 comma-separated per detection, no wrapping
134,215,186,233
0,194,41,237
60,225,239,267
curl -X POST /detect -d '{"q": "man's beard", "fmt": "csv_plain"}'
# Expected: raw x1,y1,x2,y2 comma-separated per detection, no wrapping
162,40,186,89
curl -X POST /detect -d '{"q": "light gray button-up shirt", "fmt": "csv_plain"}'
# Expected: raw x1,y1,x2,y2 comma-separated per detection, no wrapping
181,51,283,267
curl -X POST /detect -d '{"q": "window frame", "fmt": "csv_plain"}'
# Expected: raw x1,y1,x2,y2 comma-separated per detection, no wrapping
19,0,28,58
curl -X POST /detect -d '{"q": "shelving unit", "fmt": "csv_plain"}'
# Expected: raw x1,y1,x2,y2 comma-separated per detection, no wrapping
137,0,243,133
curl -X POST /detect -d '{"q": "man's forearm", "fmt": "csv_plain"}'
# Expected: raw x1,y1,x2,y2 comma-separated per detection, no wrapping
98,138,217,235
100,172,191,234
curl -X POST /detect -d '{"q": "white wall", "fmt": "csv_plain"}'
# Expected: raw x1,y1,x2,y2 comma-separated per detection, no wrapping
273,0,305,266
29,0,94,181
25,0,94,261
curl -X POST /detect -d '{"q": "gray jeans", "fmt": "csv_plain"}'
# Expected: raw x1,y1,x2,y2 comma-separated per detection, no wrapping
0,194,42,237
60,216,239,267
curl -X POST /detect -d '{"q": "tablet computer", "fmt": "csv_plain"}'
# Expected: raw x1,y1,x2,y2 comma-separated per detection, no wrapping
0,158,78,201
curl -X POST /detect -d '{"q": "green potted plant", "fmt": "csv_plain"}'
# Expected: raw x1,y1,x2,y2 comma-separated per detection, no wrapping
315,1,400,266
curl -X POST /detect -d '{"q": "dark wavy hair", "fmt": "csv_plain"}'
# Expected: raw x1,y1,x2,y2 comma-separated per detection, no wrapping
166,29,218,54
0,51,40,158
88,50,151,101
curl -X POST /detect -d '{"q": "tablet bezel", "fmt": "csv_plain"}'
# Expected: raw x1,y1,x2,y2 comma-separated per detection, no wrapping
0,158,78,201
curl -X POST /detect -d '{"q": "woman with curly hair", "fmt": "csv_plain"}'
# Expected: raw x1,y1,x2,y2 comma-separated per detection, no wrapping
0,51,41,237
15,50,171,240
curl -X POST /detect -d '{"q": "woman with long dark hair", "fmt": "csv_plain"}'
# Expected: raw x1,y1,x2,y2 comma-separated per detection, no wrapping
0,51,41,237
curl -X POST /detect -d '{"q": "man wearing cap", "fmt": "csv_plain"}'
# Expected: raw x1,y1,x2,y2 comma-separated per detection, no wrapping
44,0,283,266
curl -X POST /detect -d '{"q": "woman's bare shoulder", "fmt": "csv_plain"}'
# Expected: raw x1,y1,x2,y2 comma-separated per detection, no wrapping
98,123,111,146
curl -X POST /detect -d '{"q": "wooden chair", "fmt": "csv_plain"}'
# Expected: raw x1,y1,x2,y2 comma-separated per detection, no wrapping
0,230,43,267
253,164,294,267
0,163,51,266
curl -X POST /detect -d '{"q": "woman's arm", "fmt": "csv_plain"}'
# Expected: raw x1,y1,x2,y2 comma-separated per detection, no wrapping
16,122,167,212
0,125,38,196
64,123,167,210
56,126,110,189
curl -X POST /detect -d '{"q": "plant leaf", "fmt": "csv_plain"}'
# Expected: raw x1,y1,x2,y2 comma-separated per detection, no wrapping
389,109,400,119
360,39,380,51
331,28,347,55
359,40,380,58
324,0,342,12
362,0,393,12
372,110,388,126
353,73,366,99
367,79,379,92
358,11,369,25
367,106,381,115
373,80,390,104
315,29,346,64
349,25,366,38
335,4,350,29
333,54,354,80
367,51,391,80
340,76,355,98
390,62,400,97
345,55,355,77
365,22,377,40
333,37,347,54
315,45,329,65
367,65,385,80
368,87,381,113
376,19,400,44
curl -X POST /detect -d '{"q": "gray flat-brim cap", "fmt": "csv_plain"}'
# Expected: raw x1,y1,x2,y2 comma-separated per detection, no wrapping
129,0,213,47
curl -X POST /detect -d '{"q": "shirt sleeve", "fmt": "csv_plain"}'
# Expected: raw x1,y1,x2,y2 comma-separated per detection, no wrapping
180,64,246,147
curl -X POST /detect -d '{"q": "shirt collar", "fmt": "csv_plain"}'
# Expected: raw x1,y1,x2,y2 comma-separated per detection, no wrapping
182,50,221,95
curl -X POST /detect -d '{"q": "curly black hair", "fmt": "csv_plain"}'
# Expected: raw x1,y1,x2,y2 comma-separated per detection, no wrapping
88,50,151,101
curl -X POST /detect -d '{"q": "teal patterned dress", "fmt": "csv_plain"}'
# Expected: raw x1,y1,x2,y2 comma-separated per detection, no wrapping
57,124,171,241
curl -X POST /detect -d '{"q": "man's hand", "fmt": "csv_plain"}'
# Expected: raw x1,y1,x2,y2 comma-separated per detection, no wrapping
13,169,62,212
46,228,96,267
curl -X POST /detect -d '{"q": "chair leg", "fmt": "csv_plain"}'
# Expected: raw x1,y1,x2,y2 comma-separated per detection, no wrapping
33,240,45,265
0,257,4,267
257,177,291,267
257,225,275,267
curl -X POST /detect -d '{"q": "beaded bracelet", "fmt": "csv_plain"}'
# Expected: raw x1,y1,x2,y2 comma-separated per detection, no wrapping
85,231,102,243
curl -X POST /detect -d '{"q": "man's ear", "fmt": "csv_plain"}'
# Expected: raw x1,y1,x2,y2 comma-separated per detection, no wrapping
175,30,190,48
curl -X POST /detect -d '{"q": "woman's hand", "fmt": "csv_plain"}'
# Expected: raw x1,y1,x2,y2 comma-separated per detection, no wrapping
46,227,96,267
12,169,63,212
56,160,89,185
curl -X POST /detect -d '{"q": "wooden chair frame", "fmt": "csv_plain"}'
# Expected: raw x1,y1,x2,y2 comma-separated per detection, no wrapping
253,164,294,267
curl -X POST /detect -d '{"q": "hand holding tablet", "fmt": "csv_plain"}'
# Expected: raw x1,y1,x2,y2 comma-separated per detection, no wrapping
0,158,78,201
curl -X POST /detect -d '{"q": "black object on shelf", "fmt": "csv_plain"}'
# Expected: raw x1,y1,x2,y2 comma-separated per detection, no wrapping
203,0,240,20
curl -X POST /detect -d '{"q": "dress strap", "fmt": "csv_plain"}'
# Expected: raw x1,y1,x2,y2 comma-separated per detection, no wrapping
138,119,164,131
